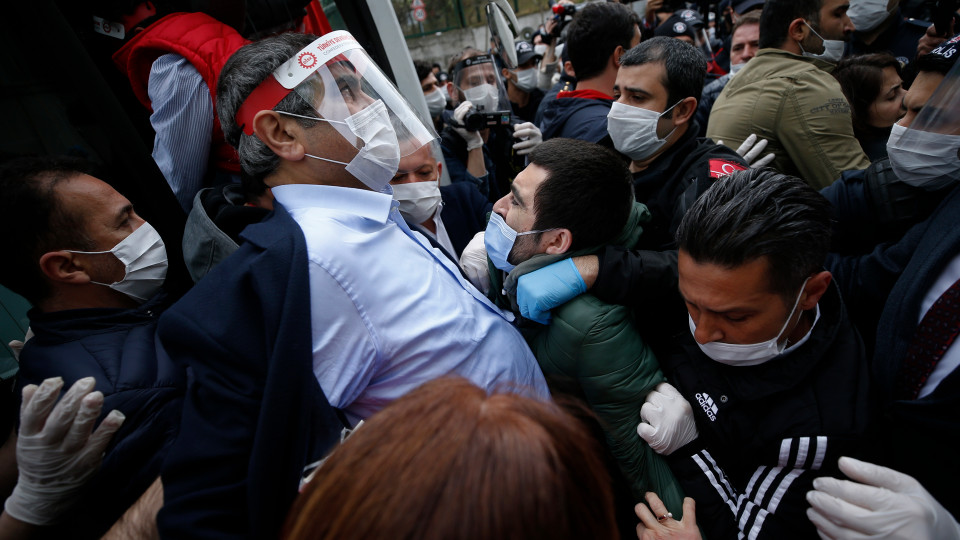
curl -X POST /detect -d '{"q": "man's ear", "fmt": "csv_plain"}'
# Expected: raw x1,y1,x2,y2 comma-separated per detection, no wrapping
672,96,699,126
436,160,443,179
445,81,459,104
38,251,92,285
542,228,573,255
253,110,304,161
788,17,808,43
800,270,832,310
612,44,626,68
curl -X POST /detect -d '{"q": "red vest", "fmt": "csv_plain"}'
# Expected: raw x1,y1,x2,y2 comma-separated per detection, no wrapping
113,12,250,173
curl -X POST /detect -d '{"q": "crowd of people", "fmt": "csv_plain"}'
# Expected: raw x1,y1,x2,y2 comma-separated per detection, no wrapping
1,0,959,538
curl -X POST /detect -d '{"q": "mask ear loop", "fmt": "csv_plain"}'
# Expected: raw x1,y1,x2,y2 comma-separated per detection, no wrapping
276,109,352,166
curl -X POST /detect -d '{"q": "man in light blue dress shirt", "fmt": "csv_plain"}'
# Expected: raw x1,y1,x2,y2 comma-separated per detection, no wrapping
156,31,549,540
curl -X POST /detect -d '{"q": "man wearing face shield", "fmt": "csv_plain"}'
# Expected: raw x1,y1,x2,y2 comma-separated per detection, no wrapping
820,39,960,527
155,32,548,540
441,50,543,202
707,0,871,189
823,40,959,264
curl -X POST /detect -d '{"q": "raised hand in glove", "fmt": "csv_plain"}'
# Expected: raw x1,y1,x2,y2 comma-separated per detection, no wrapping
452,101,484,151
459,232,491,294
4,377,125,526
806,457,960,540
516,258,586,324
637,382,699,456
512,122,543,155
717,133,775,169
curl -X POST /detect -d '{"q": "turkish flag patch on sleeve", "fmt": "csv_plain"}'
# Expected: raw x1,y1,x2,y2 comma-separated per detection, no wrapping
708,159,748,179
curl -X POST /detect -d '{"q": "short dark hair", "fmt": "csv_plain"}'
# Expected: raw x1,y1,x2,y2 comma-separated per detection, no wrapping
758,0,821,49
0,156,98,304
565,3,639,81
676,168,832,301
832,53,903,130
620,37,707,116
413,59,433,84
528,139,634,252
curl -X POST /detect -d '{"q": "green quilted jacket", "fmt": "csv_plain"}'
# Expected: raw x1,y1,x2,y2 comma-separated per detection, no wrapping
489,202,685,516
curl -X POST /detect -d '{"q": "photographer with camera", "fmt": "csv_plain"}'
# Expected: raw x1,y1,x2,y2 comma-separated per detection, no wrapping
442,49,543,201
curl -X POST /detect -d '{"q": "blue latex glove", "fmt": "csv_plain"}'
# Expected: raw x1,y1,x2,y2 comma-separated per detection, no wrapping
517,258,587,324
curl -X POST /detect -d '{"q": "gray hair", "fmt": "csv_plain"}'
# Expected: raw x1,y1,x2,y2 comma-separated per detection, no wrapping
675,168,832,301
217,33,320,184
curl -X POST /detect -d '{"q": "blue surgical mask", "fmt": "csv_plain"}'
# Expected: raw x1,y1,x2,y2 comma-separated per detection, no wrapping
484,213,553,273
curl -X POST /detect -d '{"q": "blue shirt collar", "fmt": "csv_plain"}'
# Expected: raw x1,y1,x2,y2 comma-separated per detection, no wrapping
272,184,394,223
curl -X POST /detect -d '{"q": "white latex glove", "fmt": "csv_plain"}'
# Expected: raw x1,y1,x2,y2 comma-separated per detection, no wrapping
637,382,699,456
512,122,543,155
4,377,125,526
8,340,24,361
726,134,775,168
806,457,960,540
459,231,491,294
452,101,483,151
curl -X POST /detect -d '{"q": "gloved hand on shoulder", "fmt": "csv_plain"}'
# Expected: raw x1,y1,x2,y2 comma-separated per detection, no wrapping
807,457,960,540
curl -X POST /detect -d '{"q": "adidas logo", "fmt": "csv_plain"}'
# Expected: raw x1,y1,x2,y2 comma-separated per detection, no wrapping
696,392,718,422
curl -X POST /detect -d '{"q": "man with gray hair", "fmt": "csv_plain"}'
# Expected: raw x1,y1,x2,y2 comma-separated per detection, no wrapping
156,32,548,540
635,169,872,539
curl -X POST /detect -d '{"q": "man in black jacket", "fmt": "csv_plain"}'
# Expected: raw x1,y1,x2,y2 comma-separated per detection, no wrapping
636,169,871,539
608,37,747,251
0,156,184,539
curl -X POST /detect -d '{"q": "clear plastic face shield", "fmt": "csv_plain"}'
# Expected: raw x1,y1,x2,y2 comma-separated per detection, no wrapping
451,54,510,114
887,53,960,191
235,31,437,191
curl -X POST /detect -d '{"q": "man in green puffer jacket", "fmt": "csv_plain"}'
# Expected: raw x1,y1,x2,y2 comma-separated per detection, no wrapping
478,138,685,517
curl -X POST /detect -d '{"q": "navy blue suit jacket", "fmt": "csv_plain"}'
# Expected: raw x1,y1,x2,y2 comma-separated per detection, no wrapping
828,183,960,517
156,203,343,540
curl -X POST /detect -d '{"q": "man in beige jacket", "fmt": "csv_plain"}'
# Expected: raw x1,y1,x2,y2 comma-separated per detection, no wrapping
706,0,870,189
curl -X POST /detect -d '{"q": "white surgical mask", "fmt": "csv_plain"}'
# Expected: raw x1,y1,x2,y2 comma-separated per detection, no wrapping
393,180,442,223
291,100,403,193
728,62,747,76
463,83,500,112
800,22,846,63
513,68,539,93
847,0,891,32
887,123,960,191
689,278,809,366
534,44,548,56
483,213,553,273
67,222,168,303
607,100,681,161
425,90,446,117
